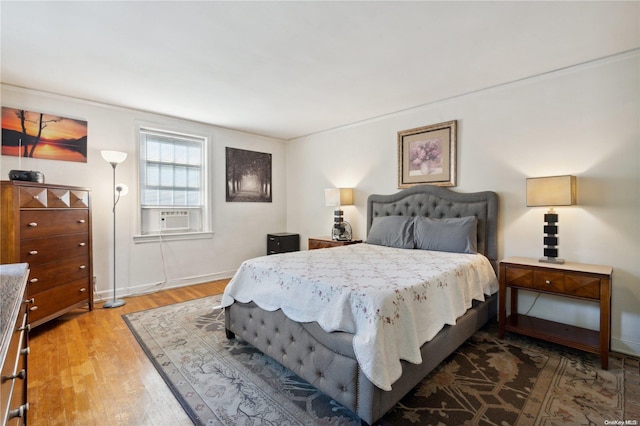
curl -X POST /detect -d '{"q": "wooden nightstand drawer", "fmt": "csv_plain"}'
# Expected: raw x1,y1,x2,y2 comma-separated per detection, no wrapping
505,266,533,287
564,274,600,299
532,270,564,293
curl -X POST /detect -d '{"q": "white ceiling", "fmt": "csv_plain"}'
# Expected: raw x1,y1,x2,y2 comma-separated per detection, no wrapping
1,1,638,140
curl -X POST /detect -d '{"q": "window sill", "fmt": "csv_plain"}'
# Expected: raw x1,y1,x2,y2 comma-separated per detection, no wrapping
133,231,214,244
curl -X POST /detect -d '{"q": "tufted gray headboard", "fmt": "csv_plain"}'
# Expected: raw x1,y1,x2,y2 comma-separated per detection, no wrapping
367,185,499,269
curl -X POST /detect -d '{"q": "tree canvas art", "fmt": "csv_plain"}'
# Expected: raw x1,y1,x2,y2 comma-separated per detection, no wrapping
1,107,88,163
226,147,272,202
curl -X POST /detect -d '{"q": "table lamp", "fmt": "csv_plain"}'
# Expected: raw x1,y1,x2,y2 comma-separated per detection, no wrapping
526,175,577,264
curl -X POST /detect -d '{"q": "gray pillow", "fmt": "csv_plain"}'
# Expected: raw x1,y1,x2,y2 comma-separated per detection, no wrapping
413,216,478,254
366,216,414,249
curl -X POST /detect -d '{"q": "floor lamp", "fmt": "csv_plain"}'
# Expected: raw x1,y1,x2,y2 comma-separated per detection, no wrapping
101,150,128,308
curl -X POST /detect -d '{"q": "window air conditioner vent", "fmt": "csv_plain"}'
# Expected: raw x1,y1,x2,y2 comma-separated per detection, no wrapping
160,211,190,231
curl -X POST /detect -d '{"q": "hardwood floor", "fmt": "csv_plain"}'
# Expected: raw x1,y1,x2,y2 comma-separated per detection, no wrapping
27,279,229,426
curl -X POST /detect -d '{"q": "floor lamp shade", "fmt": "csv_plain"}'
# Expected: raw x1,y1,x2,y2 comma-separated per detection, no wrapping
101,150,128,165
102,150,128,308
526,175,577,264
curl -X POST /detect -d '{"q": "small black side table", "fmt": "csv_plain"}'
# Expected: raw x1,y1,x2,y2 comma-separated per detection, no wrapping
267,233,300,255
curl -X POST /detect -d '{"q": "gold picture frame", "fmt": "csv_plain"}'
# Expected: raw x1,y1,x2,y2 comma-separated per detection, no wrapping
398,120,457,188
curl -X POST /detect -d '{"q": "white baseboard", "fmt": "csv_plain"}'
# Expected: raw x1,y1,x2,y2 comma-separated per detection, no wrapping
611,336,640,357
94,270,235,303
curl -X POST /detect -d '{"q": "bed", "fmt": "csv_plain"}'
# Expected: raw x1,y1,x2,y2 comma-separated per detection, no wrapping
222,185,499,425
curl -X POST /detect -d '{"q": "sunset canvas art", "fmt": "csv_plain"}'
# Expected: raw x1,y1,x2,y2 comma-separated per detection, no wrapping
1,107,88,163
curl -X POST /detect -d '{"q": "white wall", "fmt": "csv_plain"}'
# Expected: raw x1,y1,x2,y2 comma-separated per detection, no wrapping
1,85,288,300
286,51,640,356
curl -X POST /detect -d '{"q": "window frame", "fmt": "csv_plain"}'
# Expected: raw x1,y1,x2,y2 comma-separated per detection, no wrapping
133,123,213,243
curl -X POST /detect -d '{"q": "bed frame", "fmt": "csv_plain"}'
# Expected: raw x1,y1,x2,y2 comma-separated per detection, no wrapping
225,185,499,425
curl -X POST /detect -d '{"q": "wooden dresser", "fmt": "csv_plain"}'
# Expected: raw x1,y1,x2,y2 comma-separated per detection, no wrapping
1,181,93,328
1,263,30,425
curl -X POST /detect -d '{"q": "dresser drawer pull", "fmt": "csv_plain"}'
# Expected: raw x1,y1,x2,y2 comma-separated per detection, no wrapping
28,222,38,227
24,298,35,304
79,242,86,247
29,250,38,255
20,347,30,356
8,403,29,420
545,280,552,285
80,287,87,292
29,278,38,283
18,324,31,332
78,219,86,224
79,265,86,269
6,369,26,381
29,305,38,312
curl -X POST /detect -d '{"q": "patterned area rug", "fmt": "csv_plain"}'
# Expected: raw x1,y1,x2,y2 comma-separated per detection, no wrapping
123,295,639,425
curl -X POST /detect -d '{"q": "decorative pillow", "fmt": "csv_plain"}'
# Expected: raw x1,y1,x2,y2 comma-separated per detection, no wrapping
413,216,478,254
366,216,415,249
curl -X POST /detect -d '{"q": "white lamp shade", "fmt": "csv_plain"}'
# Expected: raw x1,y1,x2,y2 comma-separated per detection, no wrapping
325,188,354,207
101,150,128,164
526,175,577,207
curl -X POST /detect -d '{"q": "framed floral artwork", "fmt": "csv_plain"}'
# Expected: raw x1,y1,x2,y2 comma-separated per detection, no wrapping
397,120,457,188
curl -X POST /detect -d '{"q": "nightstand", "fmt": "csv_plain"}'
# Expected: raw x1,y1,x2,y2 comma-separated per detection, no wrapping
498,256,613,369
267,233,300,255
308,237,363,250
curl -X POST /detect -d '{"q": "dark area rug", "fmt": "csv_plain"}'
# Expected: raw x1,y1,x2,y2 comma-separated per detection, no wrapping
123,295,639,425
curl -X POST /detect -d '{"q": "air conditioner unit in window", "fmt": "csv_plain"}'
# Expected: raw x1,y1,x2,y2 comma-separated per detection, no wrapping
160,210,190,231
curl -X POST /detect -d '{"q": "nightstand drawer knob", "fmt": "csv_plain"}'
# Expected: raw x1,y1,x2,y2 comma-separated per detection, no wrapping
79,265,86,269
29,278,38,283
78,219,86,224
545,280,552,285
28,222,38,227
29,250,38,255
78,242,86,247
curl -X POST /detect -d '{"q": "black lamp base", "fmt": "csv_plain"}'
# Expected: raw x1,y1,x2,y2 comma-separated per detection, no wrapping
540,209,564,264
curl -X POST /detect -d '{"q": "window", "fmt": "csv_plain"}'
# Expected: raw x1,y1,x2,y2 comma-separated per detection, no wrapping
138,127,208,236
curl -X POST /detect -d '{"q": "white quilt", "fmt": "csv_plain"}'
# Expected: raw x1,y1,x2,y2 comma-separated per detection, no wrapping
221,243,498,391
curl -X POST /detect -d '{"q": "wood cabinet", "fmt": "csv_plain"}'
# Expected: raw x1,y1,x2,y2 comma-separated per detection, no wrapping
267,233,299,255
498,256,612,369
308,237,363,250
1,181,93,328
1,263,30,425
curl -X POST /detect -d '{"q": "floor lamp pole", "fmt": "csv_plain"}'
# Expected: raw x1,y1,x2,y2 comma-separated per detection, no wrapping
104,160,126,308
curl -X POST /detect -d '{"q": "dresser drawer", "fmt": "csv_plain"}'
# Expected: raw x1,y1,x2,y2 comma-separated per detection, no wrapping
20,233,90,265
19,186,89,209
20,209,89,239
28,255,90,293
29,279,90,324
0,311,28,423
